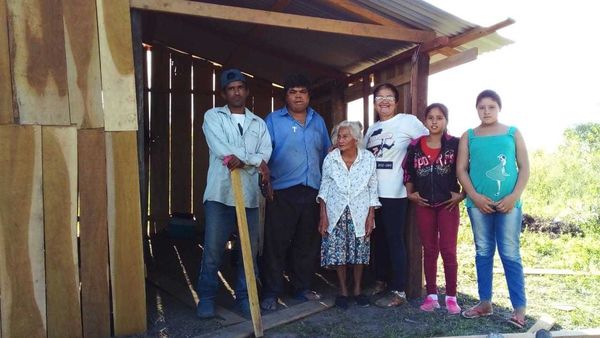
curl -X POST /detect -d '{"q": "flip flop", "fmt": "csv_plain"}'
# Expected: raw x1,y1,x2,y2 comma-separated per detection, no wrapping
294,289,322,301
461,304,493,319
507,314,526,329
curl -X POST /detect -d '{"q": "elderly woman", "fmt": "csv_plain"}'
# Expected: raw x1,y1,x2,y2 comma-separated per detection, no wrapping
318,120,381,309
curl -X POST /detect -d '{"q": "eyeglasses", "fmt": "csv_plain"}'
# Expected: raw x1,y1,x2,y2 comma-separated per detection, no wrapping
374,95,396,102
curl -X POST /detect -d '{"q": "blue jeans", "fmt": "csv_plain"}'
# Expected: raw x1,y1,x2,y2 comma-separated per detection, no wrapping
196,201,259,304
467,207,526,309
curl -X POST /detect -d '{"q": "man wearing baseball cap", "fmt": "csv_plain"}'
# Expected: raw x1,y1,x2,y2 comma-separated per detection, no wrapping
196,68,272,319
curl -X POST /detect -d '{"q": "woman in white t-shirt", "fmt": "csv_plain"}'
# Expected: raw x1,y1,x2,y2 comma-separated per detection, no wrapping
363,83,428,307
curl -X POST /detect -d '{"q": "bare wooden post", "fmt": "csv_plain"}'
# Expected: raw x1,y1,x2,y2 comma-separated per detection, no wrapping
362,75,370,129
230,169,263,337
405,51,430,299
331,82,347,126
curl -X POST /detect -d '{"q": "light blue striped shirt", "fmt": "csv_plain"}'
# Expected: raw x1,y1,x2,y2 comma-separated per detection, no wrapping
202,105,272,208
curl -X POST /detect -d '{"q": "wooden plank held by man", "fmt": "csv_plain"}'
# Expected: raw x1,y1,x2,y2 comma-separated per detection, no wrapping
230,169,264,337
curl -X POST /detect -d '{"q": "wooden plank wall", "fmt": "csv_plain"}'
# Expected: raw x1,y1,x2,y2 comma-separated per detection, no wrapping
0,125,46,338
78,129,111,338
6,0,70,125
62,0,103,129
148,45,279,233
105,132,146,335
0,0,13,124
149,46,170,234
42,126,81,338
0,0,147,337
96,0,137,131
192,59,214,229
170,52,193,215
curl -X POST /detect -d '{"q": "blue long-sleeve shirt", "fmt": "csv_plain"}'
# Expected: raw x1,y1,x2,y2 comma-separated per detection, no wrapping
265,106,331,190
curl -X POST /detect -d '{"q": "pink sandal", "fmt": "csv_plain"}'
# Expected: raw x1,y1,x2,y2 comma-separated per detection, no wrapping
507,314,527,329
461,303,493,319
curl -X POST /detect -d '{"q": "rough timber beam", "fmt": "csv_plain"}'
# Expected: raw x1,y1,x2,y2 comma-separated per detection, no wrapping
346,36,449,84
130,0,436,42
321,0,408,28
429,18,514,57
448,18,515,48
322,0,464,58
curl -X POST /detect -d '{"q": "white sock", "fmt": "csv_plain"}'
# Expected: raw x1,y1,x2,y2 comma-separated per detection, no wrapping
445,296,456,302
428,294,438,301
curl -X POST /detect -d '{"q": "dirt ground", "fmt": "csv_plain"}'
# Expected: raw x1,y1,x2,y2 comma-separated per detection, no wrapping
125,271,530,337
121,235,538,338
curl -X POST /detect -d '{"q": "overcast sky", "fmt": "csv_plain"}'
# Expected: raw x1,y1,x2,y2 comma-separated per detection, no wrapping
424,0,600,151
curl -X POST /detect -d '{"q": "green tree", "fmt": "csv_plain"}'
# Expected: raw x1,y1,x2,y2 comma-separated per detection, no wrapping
523,122,600,233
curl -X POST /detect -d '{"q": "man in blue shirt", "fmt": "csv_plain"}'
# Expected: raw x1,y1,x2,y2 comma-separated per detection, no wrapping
196,69,272,319
260,74,331,310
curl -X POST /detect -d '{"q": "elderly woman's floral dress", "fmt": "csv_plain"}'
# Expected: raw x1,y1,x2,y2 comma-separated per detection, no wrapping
318,148,380,267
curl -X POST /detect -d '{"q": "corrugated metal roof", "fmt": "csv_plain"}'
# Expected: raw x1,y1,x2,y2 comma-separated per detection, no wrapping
142,0,513,84
355,0,513,53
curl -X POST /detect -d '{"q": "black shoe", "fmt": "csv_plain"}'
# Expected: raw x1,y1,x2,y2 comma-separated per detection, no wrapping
354,294,370,307
335,295,349,309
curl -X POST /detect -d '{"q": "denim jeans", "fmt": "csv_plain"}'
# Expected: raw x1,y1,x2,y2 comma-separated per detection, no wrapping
196,201,259,305
467,207,526,309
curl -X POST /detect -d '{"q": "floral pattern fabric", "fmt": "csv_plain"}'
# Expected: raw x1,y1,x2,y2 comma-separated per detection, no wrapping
317,148,380,237
321,207,370,267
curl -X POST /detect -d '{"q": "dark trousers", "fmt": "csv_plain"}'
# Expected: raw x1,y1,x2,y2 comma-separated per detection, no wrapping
372,197,408,292
261,185,320,298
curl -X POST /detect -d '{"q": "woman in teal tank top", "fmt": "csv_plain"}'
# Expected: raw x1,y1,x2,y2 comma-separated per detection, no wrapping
456,90,530,328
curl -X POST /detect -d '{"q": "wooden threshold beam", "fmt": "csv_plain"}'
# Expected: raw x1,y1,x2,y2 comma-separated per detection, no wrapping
437,328,600,338
130,0,435,42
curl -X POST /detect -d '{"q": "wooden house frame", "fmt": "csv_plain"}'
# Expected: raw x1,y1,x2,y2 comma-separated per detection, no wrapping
0,0,511,336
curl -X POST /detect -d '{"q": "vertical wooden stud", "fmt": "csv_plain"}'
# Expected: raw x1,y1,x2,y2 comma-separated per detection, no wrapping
170,52,192,215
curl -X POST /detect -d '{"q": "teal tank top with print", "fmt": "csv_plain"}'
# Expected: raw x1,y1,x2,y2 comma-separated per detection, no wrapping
466,126,522,208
